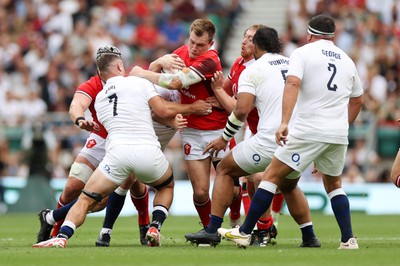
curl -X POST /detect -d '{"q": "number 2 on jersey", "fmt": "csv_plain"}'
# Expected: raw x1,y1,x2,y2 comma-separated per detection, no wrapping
327,63,338,91
108,93,118,116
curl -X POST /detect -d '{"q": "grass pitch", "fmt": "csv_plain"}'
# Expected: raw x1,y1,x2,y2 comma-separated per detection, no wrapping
1,212,399,266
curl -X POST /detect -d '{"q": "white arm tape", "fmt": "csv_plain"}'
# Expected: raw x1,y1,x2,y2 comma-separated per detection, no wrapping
158,70,202,89
159,73,176,88
222,113,245,141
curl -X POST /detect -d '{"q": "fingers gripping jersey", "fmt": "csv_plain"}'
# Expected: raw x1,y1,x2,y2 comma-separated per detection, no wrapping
173,45,228,130
75,75,108,139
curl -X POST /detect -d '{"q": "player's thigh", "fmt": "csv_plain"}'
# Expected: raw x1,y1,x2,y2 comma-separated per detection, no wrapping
180,128,232,160
76,133,106,168
185,158,211,192
314,143,347,176
85,167,119,197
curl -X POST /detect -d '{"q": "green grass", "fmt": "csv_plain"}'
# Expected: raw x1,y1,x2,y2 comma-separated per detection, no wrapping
1,213,399,266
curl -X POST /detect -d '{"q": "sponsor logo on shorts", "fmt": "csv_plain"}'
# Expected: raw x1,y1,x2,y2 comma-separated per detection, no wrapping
103,164,111,174
86,139,97,148
252,154,261,165
291,153,300,166
184,143,191,155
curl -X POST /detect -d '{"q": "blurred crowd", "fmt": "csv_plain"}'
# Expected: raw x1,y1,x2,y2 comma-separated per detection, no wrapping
0,0,399,185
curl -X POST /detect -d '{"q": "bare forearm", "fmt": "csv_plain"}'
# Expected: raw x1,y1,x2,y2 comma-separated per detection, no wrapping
213,88,236,113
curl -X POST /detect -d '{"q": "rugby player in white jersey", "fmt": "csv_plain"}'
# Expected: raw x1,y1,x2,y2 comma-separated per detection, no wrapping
185,26,314,247
33,47,211,248
218,14,363,249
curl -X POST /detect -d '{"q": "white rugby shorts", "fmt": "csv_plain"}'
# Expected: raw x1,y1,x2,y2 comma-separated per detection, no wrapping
98,144,169,185
78,133,106,167
274,135,347,177
180,128,231,160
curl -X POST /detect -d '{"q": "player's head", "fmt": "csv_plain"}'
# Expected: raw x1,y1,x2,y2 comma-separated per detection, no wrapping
307,14,335,40
96,45,124,81
252,27,282,59
241,24,266,60
188,18,215,58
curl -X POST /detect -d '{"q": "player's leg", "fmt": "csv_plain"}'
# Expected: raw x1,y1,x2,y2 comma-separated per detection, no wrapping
33,168,119,248
129,179,150,245
186,158,212,227
50,156,94,238
219,156,293,247
185,152,248,245
51,134,105,237
319,144,358,249
95,175,135,247
140,148,175,247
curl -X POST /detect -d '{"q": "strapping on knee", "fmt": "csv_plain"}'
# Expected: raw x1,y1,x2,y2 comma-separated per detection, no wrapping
152,174,174,191
82,189,103,202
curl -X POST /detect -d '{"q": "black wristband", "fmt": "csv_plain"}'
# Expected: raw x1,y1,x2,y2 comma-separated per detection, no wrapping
75,116,85,126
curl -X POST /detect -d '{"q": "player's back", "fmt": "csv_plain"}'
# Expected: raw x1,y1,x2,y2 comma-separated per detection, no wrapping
94,75,160,147
288,39,363,144
238,53,289,150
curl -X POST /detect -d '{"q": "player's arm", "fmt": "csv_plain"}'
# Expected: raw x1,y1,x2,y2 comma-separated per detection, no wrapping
348,95,363,124
69,92,99,131
209,71,236,113
148,54,186,73
130,66,202,90
276,75,300,145
149,96,212,118
203,92,254,157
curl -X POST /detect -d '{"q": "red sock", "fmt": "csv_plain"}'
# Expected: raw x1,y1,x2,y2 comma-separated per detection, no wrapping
229,186,242,221
194,197,211,227
50,198,65,237
272,193,284,213
257,215,273,230
130,186,150,225
242,181,252,216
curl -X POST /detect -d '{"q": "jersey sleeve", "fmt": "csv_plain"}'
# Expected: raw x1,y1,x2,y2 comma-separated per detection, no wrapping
237,67,256,96
189,50,220,80
141,78,160,101
287,48,305,80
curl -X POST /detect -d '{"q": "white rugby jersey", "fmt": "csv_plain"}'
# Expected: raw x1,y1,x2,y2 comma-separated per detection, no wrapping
287,39,363,144
95,75,160,148
238,53,289,150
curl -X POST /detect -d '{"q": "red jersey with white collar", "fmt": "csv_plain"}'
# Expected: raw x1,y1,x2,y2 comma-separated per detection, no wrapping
75,75,108,139
229,57,259,135
173,46,228,130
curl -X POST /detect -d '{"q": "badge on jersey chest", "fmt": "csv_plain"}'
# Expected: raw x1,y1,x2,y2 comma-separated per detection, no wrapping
86,139,97,148
183,143,191,155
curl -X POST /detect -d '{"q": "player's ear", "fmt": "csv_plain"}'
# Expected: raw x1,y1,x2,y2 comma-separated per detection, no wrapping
209,40,214,47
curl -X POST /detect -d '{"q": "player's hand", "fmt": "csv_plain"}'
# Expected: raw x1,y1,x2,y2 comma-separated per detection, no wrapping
160,54,186,72
211,71,224,92
203,136,228,157
275,123,289,146
205,96,224,109
191,100,213,116
78,119,100,132
173,114,188,132
129,66,145,77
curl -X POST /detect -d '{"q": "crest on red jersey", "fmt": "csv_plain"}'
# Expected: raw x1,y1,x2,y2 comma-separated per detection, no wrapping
86,139,97,148
183,143,191,155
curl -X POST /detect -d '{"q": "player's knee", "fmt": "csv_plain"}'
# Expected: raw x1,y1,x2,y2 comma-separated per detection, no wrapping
69,162,94,183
